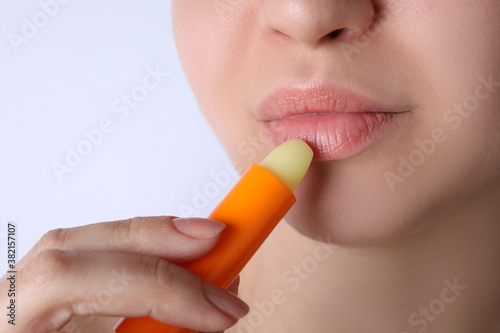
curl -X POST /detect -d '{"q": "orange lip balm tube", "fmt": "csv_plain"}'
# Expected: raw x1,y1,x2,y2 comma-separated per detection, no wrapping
114,139,313,333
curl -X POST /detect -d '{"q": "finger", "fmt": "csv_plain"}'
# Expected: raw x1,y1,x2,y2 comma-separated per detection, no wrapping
11,249,249,333
16,216,226,271
227,275,241,295
199,276,241,333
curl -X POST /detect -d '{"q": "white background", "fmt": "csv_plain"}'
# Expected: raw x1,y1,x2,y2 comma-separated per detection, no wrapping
0,0,238,269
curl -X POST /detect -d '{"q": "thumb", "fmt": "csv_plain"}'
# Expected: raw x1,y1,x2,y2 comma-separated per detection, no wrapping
200,275,242,333
227,275,241,295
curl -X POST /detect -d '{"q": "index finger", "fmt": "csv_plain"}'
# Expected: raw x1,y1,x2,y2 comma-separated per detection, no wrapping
15,216,225,272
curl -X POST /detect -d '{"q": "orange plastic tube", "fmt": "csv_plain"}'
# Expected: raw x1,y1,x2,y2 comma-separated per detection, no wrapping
114,164,296,333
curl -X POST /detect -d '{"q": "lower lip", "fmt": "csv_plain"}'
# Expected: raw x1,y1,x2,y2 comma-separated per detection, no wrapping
261,112,404,161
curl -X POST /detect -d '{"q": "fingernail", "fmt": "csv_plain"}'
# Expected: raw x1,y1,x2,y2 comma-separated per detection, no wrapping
202,281,250,320
171,218,226,239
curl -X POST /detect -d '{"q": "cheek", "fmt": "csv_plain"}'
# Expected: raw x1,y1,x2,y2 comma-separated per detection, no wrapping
172,1,259,161
380,1,500,220
172,1,252,102
410,2,500,175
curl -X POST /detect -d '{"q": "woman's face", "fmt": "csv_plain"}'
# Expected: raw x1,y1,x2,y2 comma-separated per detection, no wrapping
172,0,500,245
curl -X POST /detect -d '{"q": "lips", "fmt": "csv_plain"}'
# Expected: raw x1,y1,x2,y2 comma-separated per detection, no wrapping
256,83,410,161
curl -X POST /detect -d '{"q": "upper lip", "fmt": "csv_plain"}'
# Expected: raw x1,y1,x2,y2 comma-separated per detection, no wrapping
256,82,406,121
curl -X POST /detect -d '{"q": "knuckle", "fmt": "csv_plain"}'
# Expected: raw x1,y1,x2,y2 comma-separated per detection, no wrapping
112,217,148,248
23,249,67,291
153,258,177,288
37,228,68,251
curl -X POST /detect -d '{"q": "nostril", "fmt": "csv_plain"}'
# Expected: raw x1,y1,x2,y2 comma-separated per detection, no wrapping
328,28,344,39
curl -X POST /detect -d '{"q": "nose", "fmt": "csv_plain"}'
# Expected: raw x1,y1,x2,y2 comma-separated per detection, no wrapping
257,0,375,46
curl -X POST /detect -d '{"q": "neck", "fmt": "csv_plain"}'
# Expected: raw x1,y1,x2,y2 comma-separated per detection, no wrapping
231,177,500,333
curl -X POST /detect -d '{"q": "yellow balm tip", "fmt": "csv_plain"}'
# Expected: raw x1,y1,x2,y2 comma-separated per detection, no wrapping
259,139,313,191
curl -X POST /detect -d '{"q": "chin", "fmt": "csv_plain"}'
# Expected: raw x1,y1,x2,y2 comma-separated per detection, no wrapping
284,206,412,247
284,173,433,247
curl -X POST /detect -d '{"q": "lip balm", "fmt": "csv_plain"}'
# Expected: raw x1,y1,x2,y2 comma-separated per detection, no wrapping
114,139,313,333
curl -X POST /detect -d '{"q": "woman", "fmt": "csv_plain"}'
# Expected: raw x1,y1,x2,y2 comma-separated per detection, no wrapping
3,1,500,332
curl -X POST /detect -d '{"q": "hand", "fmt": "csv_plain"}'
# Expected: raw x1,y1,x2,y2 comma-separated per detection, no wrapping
0,216,249,333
